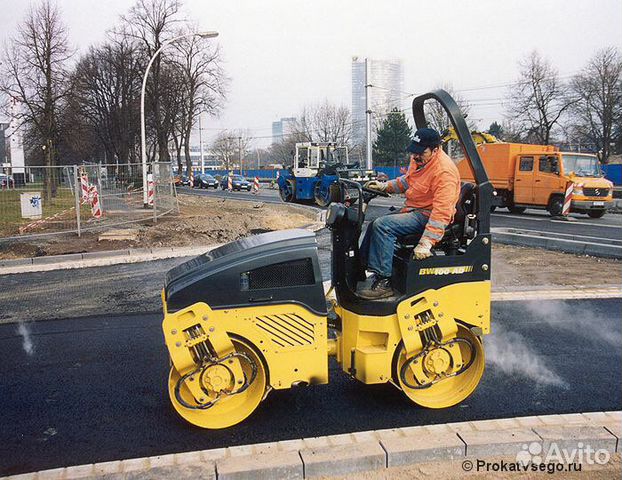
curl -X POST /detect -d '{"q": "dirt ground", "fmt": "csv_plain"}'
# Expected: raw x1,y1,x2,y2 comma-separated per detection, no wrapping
0,195,317,259
0,194,620,288
491,243,621,288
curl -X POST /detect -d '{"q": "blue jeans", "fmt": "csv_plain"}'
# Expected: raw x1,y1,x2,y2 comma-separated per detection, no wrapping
360,211,429,278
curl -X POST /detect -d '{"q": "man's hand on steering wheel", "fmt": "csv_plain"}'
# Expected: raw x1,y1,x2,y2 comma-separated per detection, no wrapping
364,180,387,192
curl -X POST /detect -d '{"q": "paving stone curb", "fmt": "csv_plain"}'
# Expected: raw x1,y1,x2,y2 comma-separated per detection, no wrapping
492,227,622,259
4,411,620,480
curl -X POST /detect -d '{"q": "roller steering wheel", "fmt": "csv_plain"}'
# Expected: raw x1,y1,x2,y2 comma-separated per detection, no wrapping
361,185,390,198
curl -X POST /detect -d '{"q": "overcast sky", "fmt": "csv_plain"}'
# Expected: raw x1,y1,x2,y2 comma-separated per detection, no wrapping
1,0,621,147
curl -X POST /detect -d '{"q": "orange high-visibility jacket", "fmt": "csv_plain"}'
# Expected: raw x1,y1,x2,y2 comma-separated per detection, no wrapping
386,149,460,245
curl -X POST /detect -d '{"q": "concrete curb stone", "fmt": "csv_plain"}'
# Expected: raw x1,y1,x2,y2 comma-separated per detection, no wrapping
381,431,465,466
82,250,129,259
492,228,622,259
32,253,83,264
458,428,542,457
533,425,618,454
216,451,303,480
299,441,386,478
0,257,33,267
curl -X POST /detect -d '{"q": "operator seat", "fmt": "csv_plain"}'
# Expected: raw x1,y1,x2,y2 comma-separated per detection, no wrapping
396,182,477,255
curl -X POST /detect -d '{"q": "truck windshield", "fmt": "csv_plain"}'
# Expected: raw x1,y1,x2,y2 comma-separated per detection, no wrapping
562,155,601,177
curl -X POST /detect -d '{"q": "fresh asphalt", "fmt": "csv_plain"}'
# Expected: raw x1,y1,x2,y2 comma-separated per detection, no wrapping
0,299,620,476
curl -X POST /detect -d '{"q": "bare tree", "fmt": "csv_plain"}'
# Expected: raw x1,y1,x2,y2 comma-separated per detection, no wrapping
170,29,227,172
157,60,187,169
121,0,183,162
0,0,72,199
296,100,352,145
270,131,308,166
211,130,253,171
568,47,622,163
423,84,474,135
506,51,575,145
69,35,143,166
500,119,525,143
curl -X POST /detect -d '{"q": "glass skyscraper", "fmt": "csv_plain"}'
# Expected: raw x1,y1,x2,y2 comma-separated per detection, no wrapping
351,57,404,157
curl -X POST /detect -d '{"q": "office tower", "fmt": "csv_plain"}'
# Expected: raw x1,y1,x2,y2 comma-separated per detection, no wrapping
271,117,297,145
351,57,404,159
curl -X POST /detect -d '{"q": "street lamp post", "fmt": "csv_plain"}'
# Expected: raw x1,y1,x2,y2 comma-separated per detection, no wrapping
140,30,219,206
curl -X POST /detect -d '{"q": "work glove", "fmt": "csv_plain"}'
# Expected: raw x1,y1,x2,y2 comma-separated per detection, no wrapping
364,180,387,192
413,238,433,260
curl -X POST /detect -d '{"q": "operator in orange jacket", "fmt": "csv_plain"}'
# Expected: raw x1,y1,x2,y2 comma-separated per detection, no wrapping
358,127,460,299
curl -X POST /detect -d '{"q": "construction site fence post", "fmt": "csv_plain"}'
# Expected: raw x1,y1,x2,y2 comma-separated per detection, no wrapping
153,181,157,224
97,162,104,213
74,165,81,237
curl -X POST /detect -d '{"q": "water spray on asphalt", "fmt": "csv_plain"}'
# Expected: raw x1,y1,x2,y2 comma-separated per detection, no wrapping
486,324,567,388
17,322,34,356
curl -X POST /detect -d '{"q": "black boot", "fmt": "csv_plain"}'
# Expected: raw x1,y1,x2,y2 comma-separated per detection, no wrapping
358,275,394,299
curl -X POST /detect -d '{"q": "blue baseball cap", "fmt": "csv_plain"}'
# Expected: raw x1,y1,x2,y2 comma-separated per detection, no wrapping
407,128,441,154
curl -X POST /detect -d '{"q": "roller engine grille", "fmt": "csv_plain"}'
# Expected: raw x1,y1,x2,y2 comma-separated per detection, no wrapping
248,258,315,290
255,313,315,347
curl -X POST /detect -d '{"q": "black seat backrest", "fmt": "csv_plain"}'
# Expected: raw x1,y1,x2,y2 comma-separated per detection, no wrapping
453,182,477,225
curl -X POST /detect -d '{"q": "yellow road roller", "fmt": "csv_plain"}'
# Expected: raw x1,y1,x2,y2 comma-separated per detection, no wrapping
161,90,493,429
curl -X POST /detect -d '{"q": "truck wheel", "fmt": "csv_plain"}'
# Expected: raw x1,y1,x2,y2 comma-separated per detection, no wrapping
548,196,564,217
587,209,606,219
508,206,526,214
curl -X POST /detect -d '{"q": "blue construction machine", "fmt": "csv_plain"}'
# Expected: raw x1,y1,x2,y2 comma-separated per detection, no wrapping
277,142,377,207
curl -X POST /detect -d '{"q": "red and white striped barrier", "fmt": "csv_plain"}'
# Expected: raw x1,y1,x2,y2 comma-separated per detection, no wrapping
147,175,155,206
562,181,573,216
90,186,102,219
252,176,259,194
19,207,76,233
227,175,233,191
80,170,90,204
89,185,102,218
189,171,194,188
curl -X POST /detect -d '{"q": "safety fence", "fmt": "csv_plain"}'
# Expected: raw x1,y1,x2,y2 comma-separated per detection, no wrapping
192,164,455,183
212,160,621,186
0,162,177,241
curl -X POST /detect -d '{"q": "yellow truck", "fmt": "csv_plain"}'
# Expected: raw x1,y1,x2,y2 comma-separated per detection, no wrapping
457,142,614,218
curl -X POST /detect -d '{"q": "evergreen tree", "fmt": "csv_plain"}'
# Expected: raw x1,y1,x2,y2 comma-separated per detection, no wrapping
488,121,504,139
373,109,413,167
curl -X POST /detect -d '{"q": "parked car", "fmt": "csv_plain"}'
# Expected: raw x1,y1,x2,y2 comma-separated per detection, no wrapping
221,175,253,191
180,175,191,186
195,173,219,189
